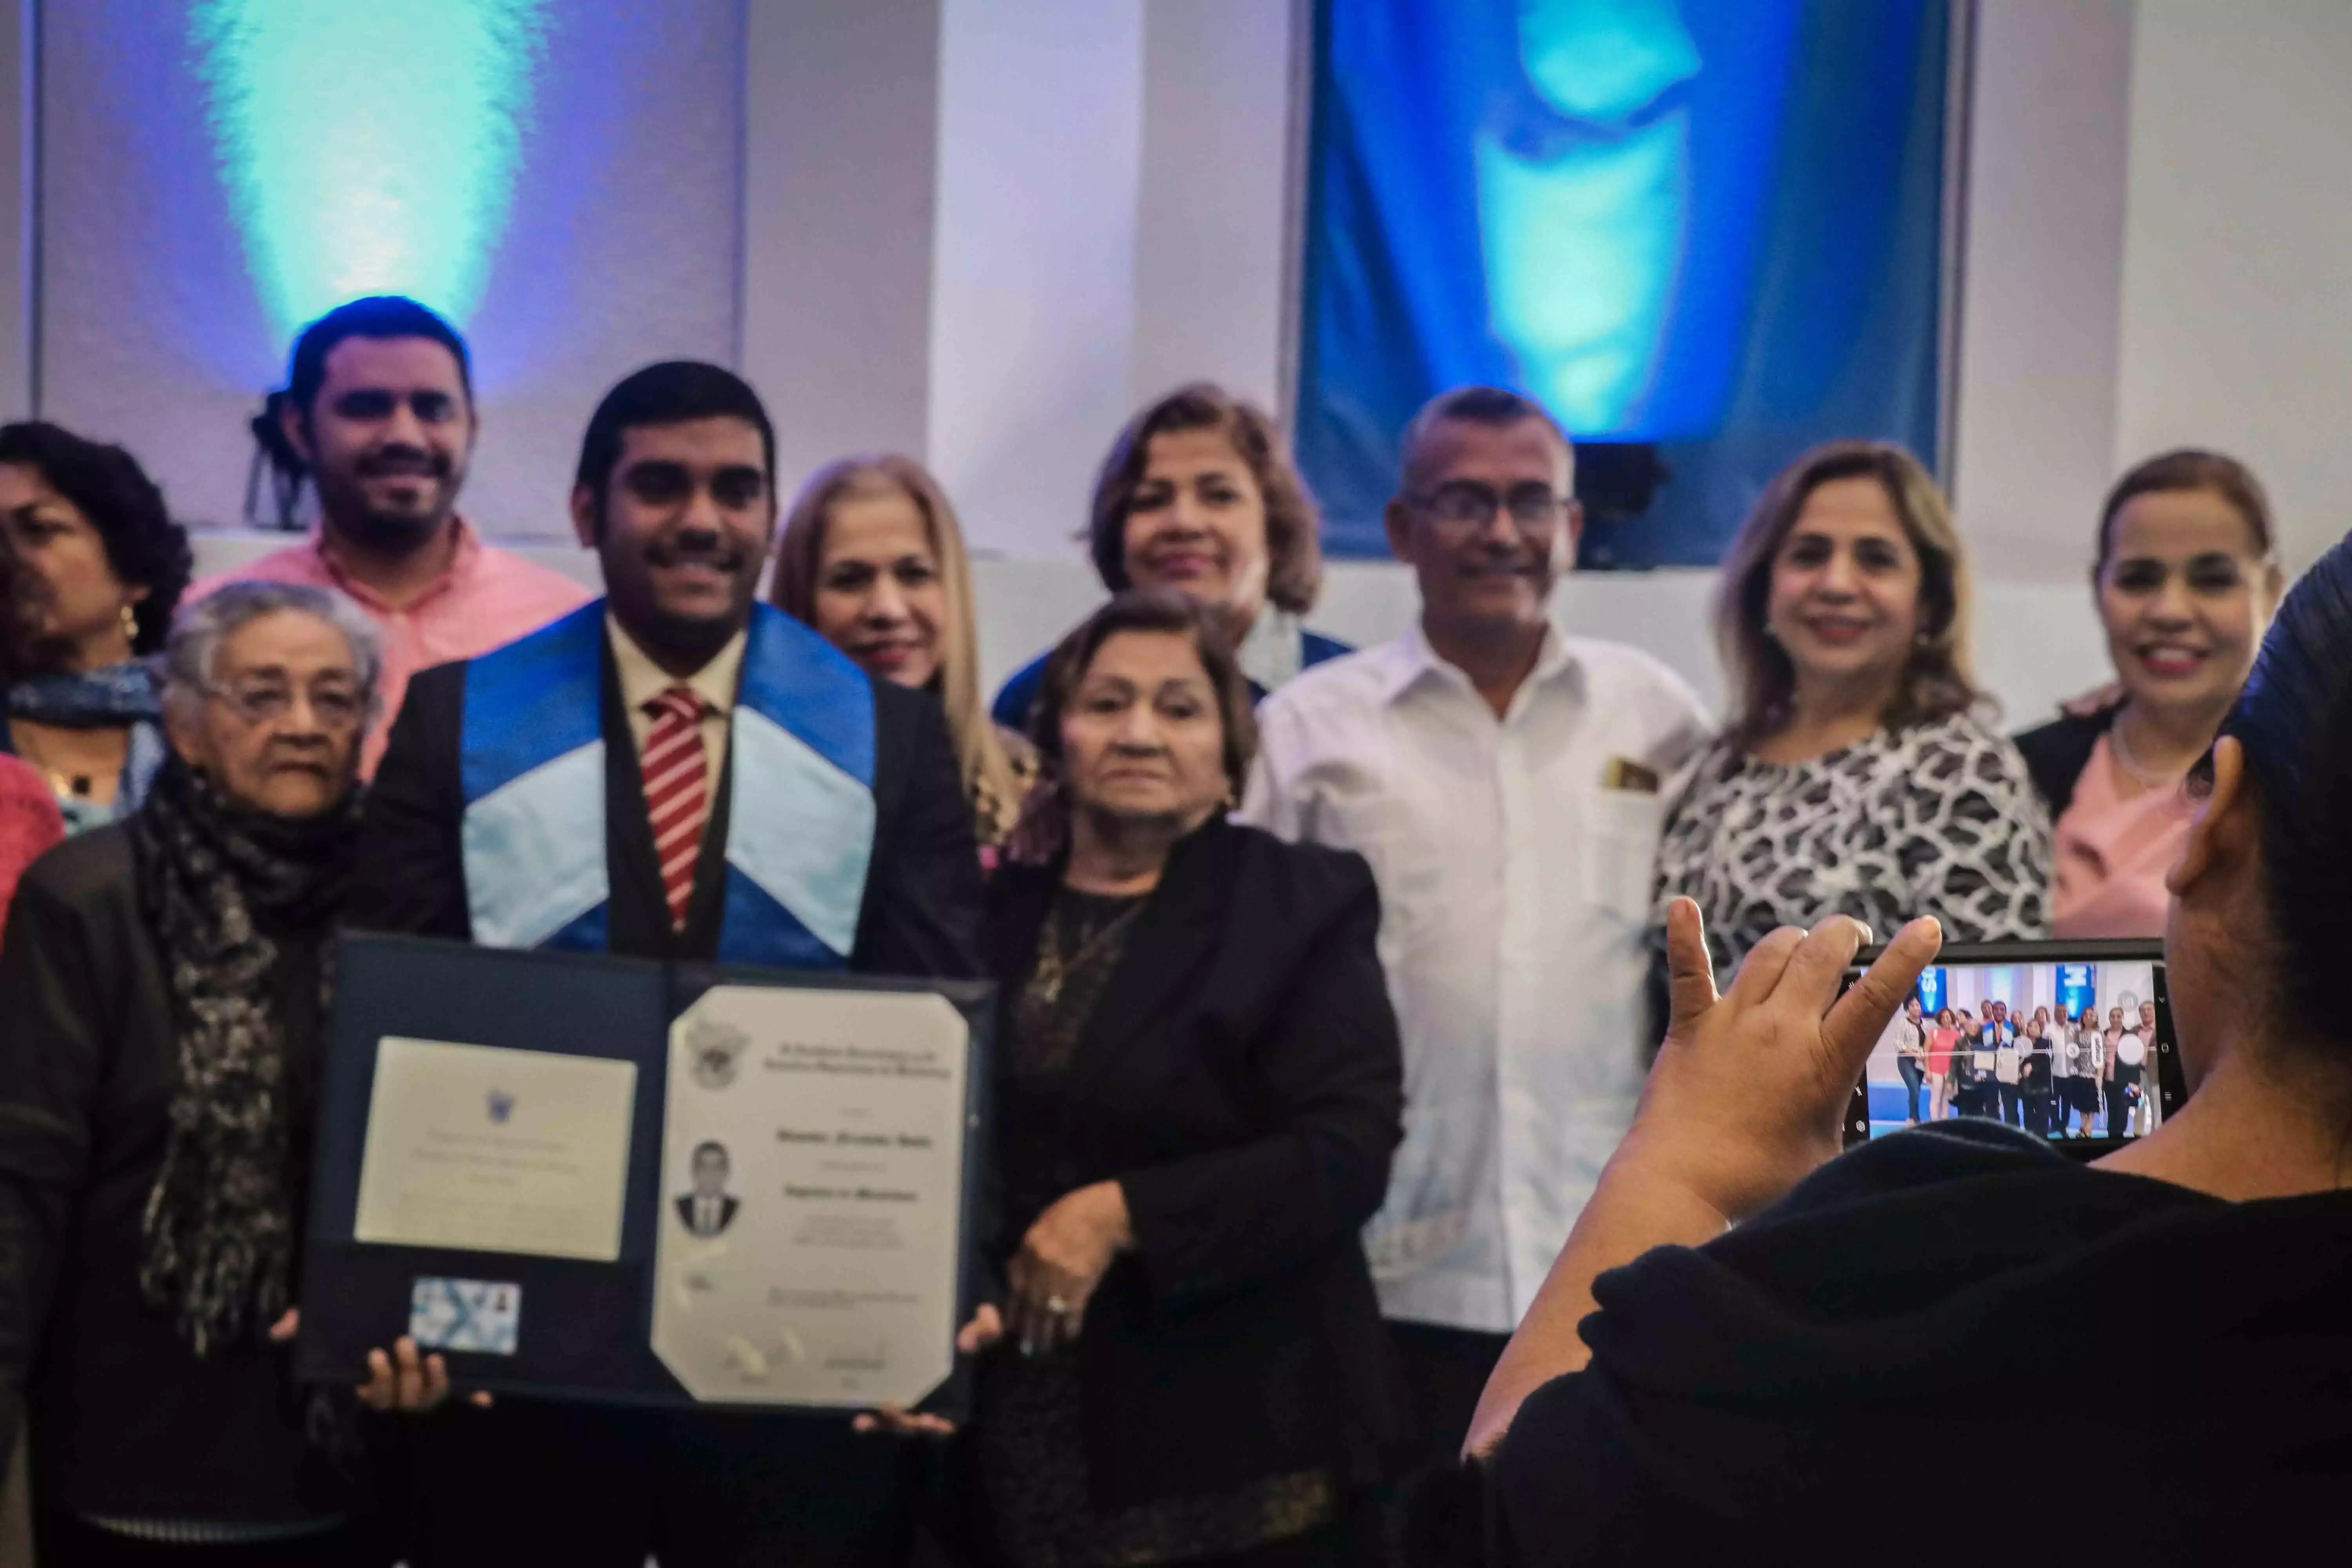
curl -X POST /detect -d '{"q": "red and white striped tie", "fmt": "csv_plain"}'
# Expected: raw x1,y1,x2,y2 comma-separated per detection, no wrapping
641,685,709,931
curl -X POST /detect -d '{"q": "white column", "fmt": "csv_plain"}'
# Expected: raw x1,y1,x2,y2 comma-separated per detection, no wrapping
926,0,1145,561
1947,0,2136,584
740,0,943,501
1130,0,1299,416
0,0,34,420
2112,0,2352,572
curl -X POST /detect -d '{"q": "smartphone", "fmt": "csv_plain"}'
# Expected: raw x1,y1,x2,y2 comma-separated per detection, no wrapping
1840,939,2185,1160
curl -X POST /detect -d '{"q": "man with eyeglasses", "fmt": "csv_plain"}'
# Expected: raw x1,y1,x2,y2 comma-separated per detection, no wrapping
187,296,592,775
1237,385,1708,1513
351,360,982,1567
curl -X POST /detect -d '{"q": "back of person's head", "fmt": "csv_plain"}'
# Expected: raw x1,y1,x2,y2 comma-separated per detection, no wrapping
1396,385,1573,494
573,361,776,526
2214,531,2352,1045
2098,449,2275,570
1087,383,1323,615
1714,440,1977,746
0,420,191,656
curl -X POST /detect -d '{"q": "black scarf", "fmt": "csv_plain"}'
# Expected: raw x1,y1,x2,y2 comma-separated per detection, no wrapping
128,755,361,1356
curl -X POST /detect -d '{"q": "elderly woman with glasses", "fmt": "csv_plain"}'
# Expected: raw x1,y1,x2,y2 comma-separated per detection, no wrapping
0,581,440,1566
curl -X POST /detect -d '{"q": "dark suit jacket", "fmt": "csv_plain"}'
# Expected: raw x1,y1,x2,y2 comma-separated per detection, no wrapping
982,816,1408,1510
674,1194,740,1238
349,630,982,979
2013,705,2120,823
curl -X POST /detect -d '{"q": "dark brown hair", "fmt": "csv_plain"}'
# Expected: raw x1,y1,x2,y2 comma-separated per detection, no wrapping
1087,384,1323,616
2097,449,2275,570
1029,590,1258,803
0,421,192,657
1715,441,1978,748
2211,530,2352,1044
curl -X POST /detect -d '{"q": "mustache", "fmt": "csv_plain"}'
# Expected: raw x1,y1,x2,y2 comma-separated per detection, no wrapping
646,530,749,572
357,445,450,479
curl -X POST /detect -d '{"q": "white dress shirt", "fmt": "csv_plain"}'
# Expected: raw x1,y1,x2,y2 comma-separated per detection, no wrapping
1237,624,1711,1334
606,612,746,782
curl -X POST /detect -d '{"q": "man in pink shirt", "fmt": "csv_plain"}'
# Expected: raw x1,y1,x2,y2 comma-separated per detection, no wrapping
187,297,592,773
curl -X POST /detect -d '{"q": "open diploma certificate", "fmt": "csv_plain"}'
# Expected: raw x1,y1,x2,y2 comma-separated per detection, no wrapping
652,986,971,1409
352,1038,639,1262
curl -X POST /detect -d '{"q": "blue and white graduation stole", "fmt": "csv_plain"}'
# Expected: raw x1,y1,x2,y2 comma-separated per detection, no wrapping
457,601,877,968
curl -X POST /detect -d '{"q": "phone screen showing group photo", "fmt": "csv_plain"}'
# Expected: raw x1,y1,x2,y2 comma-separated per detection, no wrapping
1862,956,2166,1143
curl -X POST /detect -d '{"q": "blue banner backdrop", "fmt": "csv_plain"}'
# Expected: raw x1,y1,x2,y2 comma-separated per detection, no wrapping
1295,0,1951,565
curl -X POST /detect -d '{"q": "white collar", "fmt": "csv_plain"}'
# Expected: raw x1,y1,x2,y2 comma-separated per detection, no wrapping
606,612,746,719
1236,606,1304,691
1382,619,1578,709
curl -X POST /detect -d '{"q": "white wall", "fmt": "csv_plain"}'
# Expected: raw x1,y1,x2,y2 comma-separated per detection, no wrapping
37,1,2352,728
2111,0,2352,571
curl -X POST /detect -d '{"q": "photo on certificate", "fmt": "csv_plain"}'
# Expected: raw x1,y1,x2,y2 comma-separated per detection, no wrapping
651,984,974,1411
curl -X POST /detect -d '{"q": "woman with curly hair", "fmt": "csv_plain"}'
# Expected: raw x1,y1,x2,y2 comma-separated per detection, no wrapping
0,422,192,834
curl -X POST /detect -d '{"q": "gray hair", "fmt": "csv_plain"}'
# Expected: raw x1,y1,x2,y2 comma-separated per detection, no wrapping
1397,385,1575,494
162,580,385,728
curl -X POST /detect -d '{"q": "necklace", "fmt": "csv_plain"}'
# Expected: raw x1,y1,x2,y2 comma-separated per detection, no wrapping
10,723,101,800
2106,716,2188,793
1029,896,1146,1009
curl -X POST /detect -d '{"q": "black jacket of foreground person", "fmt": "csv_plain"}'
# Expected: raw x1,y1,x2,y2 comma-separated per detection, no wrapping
1479,1120,2352,1567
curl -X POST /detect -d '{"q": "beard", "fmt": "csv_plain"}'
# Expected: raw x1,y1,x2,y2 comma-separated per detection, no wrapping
340,504,450,554
319,449,461,555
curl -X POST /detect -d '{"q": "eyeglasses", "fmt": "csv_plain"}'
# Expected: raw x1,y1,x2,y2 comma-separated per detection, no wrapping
206,680,367,731
1406,481,1571,535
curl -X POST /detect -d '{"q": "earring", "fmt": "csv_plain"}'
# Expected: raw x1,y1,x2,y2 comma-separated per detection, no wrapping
120,604,138,644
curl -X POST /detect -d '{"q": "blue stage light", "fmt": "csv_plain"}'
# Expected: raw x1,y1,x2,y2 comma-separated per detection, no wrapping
190,0,551,336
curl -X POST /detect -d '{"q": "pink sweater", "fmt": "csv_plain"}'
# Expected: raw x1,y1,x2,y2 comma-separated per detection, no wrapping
0,753,65,944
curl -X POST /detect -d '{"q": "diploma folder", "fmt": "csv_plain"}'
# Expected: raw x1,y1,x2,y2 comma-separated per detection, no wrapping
297,933,993,1419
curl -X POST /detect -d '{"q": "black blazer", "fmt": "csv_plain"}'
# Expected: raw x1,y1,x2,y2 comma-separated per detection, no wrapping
2013,706,2120,823
349,632,982,979
981,817,1408,1509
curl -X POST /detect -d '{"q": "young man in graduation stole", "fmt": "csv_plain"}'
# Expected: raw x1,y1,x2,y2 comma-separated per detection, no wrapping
352,361,983,1567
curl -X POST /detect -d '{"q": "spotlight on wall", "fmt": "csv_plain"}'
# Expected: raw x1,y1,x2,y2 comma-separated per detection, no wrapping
191,0,551,336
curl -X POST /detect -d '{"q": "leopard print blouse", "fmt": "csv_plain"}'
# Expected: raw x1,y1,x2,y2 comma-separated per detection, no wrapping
1654,713,2053,974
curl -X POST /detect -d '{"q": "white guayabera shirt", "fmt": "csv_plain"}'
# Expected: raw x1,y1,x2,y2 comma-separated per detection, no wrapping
1237,624,1711,1334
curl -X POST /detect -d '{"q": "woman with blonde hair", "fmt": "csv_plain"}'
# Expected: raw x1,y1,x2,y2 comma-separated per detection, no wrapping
1653,441,2051,975
773,454,1037,859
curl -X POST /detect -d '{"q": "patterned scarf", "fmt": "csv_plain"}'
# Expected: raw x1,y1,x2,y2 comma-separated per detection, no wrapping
5,659,163,726
128,755,361,1357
